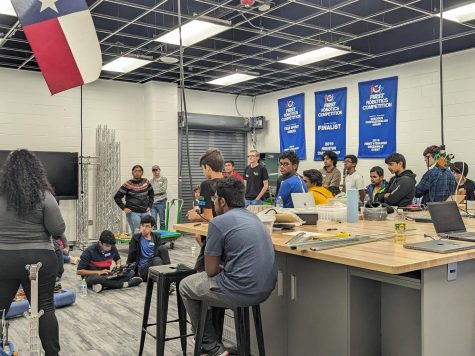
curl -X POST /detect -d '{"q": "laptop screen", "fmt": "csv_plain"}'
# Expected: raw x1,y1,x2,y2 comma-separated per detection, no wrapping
427,201,466,234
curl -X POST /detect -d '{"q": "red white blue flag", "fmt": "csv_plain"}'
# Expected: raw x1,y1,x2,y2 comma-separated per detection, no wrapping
11,0,102,95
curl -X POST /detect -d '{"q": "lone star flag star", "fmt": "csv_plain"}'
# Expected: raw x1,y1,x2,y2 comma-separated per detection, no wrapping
39,0,58,12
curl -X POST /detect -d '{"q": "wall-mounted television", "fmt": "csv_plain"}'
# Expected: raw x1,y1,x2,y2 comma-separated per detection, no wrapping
0,150,79,200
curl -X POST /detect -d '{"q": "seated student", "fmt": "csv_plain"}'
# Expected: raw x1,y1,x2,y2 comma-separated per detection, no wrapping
302,169,333,205
126,216,170,281
415,145,456,203
367,166,388,204
275,150,307,208
327,186,341,197
452,162,475,201
77,230,142,293
180,177,277,356
319,151,341,188
381,153,416,207
54,234,79,265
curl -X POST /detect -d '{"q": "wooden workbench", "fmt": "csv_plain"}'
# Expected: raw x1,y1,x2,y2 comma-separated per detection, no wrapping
175,216,475,356
175,217,475,274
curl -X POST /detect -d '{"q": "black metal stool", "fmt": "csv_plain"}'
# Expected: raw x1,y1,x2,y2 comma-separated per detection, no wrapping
138,263,196,356
194,301,266,356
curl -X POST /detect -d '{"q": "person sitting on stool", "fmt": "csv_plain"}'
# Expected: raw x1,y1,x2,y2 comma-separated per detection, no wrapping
180,177,277,356
77,230,142,293
127,215,171,281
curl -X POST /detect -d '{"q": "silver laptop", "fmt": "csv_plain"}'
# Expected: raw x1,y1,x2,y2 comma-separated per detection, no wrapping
404,239,475,253
427,201,475,241
291,193,316,208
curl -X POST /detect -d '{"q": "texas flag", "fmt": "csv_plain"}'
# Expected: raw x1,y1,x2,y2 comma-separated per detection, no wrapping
11,0,102,95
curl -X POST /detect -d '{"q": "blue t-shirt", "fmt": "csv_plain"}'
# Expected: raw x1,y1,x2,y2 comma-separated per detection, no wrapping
205,208,277,306
138,235,156,268
276,175,307,208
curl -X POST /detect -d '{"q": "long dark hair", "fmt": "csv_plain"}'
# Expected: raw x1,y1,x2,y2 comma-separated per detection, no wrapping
0,149,53,217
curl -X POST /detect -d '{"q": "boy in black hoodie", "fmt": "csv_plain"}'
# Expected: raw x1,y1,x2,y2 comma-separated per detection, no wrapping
127,215,170,281
382,153,417,207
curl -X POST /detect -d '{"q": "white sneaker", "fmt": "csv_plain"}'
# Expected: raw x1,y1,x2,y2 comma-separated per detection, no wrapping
92,284,103,293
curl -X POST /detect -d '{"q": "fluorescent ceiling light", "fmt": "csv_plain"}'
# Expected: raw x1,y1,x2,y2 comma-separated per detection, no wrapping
279,46,350,66
0,0,16,17
440,2,475,23
208,73,258,86
102,57,152,73
155,19,230,47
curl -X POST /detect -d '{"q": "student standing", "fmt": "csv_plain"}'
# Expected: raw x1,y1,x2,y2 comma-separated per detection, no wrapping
243,149,269,206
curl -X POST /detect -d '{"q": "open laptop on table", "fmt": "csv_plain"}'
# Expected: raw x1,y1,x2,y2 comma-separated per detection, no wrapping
291,192,316,208
427,201,475,241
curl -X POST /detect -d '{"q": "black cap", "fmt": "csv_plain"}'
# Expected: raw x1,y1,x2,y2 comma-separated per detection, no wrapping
99,230,116,245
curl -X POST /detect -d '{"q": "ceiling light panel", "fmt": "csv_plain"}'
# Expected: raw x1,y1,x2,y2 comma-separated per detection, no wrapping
0,0,16,17
208,73,258,86
279,47,351,66
102,57,151,73
155,19,230,47
442,2,475,23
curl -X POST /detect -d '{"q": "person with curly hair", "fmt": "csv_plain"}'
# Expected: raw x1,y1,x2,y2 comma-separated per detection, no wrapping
0,149,65,356
114,165,154,234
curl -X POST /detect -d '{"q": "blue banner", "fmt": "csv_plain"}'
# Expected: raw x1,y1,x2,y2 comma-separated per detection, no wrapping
314,88,347,161
278,93,306,159
358,76,398,158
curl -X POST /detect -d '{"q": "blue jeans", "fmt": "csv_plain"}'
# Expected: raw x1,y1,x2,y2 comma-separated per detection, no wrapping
151,199,167,230
126,211,151,234
245,199,263,207
62,252,70,264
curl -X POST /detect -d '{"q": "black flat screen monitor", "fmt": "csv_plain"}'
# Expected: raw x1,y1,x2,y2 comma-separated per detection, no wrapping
0,150,79,200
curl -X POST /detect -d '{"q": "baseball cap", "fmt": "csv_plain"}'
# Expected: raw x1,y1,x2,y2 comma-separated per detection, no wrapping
99,230,116,245
152,165,160,171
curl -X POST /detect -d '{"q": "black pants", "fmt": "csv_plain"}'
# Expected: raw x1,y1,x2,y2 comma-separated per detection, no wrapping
193,238,225,348
137,245,171,281
0,249,60,356
53,240,64,279
85,270,135,289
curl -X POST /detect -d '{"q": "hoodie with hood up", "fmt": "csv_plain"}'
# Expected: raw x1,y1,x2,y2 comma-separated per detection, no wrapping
383,170,417,207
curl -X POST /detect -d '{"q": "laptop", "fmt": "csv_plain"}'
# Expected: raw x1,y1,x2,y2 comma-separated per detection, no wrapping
446,194,465,204
291,193,316,208
427,201,475,241
404,239,475,253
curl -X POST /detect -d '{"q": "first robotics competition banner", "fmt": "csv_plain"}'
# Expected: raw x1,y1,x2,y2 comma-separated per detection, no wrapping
358,76,398,158
278,93,306,160
314,87,347,161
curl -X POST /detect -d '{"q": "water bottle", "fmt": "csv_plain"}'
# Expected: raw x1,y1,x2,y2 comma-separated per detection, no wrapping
276,196,284,209
79,279,87,297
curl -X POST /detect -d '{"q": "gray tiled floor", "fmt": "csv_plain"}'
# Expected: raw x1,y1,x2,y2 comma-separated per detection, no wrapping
8,235,200,356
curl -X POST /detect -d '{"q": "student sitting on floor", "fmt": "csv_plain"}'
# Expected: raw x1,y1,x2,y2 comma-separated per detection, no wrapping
126,215,171,281
77,230,142,293
54,234,79,265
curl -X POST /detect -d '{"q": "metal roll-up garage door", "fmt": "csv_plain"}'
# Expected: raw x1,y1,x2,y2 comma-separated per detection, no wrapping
179,129,247,221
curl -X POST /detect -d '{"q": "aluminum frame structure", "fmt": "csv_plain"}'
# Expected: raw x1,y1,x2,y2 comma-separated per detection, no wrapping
0,0,475,96
76,156,100,248
95,125,123,237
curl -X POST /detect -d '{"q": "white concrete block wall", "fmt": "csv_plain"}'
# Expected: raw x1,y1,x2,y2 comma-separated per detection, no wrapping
1,47,474,239
0,68,181,241
183,89,255,117
254,48,475,185
145,81,179,200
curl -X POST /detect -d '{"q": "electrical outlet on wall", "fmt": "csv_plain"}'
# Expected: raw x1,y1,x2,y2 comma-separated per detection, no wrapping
447,263,457,281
